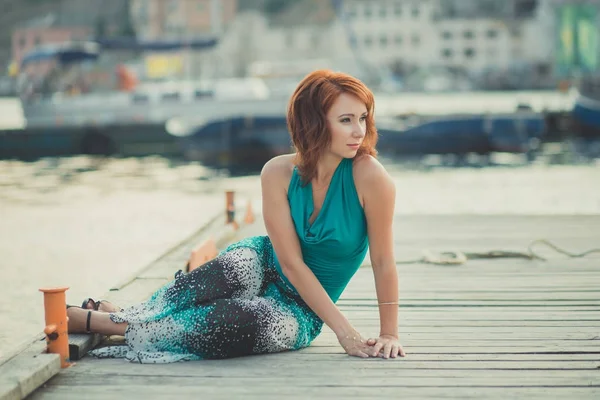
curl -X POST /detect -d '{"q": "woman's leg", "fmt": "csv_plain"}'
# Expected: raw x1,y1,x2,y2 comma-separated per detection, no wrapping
67,307,127,336
68,247,268,335
123,296,302,360
163,247,267,309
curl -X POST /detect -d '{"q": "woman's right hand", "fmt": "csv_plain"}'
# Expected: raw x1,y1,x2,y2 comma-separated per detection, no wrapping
337,330,377,358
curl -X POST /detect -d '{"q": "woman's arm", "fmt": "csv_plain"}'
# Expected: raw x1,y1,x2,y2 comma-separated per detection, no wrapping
355,156,405,358
261,157,376,358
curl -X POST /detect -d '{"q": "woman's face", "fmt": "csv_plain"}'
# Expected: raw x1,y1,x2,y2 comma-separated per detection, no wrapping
326,93,368,159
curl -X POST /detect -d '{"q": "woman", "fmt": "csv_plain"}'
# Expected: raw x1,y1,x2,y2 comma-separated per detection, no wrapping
67,69,405,363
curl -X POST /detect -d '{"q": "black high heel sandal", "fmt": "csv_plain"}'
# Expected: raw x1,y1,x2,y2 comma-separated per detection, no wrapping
81,298,123,312
85,310,92,333
65,299,104,310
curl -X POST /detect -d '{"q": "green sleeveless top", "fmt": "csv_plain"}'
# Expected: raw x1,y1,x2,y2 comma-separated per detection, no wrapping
273,158,369,302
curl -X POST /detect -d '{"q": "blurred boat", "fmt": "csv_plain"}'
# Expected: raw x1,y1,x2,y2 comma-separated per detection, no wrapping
569,76,600,159
172,111,545,171
175,116,291,173
572,76,600,139
573,96,600,135
1,39,278,159
380,112,544,156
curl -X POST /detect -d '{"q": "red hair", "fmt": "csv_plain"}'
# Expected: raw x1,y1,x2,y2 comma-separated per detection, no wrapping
287,69,378,184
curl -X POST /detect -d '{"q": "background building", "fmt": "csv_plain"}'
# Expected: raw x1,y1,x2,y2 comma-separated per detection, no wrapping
340,0,555,77
3,0,597,91
130,0,238,39
171,0,559,88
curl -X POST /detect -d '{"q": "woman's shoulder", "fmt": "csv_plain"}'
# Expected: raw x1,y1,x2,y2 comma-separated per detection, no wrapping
352,155,394,205
261,154,296,188
352,155,390,183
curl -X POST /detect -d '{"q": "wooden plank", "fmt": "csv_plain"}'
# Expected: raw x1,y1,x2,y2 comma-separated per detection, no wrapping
341,308,600,314
334,310,600,318
28,386,600,400
396,293,600,298
348,280,597,287
330,320,600,327
310,340,600,349
67,352,600,362
55,356,600,372
341,305,600,311
89,362,600,371
318,327,600,334
67,334,102,362
342,308,600,315
392,339,600,346
315,333,598,341
307,346,600,358
310,340,600,347
38,374,600,386
310,344,600,352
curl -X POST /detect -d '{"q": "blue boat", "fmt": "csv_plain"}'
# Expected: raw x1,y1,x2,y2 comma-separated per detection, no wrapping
568,76,600,159
572,77,600,139
379,113,544,156
177,111,546,171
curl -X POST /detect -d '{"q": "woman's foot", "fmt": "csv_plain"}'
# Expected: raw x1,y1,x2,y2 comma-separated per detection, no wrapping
81,298,122,313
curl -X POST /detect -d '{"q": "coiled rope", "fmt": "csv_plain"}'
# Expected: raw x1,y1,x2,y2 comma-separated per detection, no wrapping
393,239,600,266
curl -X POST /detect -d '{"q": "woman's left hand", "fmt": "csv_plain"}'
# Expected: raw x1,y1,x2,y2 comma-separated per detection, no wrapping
366,335,406,359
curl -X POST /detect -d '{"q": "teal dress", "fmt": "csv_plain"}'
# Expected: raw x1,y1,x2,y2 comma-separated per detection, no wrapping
90,158,368,363
274,157,369,302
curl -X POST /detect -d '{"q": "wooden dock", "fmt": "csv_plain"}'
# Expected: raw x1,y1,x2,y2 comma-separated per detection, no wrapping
28,215,600,399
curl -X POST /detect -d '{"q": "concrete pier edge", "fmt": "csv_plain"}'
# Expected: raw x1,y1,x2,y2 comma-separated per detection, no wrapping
0,206,247,400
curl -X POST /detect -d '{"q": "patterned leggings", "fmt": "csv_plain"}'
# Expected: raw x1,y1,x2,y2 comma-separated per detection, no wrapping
90,247,322,363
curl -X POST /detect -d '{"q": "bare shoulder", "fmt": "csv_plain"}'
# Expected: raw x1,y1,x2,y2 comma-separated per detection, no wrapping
352,155,394,207
352,155,393,188
261,154,296,190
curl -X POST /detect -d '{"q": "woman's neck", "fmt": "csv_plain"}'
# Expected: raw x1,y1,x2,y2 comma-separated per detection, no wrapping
314,153,343,184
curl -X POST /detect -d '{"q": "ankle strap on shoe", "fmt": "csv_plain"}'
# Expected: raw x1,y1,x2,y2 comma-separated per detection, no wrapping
86,311,92,333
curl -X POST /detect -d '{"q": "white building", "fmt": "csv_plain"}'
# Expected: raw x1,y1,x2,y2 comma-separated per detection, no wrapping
341,0,555,74
434,16,513,71
342,1,440,68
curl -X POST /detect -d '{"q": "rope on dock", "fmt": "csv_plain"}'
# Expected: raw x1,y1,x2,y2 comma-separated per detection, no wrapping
394,240,600,266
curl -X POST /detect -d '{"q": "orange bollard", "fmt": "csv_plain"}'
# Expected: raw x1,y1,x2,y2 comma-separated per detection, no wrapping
39,287,72,368
225,190,240,229
244,200,255,224
225,190,235,224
